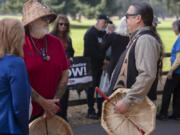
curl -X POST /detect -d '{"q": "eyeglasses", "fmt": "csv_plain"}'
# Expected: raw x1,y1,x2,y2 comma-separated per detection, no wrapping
125,13,139,18
58,23,68,26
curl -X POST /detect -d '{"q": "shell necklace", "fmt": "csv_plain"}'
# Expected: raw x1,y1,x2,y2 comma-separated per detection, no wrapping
30,35,50,61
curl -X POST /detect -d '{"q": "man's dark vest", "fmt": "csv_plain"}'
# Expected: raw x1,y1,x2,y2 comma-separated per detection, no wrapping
108,30,160,101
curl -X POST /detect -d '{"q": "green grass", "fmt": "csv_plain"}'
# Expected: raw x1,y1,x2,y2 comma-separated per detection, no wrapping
157,20,177,71
0,15,177,71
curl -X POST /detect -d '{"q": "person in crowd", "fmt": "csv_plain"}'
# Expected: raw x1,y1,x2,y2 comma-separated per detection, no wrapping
102,20,116,71
158,20,180,120
83,14,109,119
0,18,31,135
104,17,129,78
147,15,162,104
152,16,160,33
51,14,74,121
107,2,163,114
22,0,70,121
152,16,160,28
106,20,116,34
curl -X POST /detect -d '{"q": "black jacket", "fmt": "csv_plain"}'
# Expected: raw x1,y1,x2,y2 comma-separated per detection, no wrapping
50,32,74,58
104,32,129,77
83,26,106,70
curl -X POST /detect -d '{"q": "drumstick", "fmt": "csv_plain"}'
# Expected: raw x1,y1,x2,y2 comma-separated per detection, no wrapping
45,119,49,135
127,117,145,135
95,87,115,106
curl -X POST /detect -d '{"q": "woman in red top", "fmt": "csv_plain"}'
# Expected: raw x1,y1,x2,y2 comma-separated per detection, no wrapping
51,15,74,121
22,0,70,121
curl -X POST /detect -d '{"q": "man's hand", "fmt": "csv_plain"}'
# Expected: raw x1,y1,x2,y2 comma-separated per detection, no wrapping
114,100,128,114
31,88,60,119
69,57,73,62
167,70,173,80
41,98,60,119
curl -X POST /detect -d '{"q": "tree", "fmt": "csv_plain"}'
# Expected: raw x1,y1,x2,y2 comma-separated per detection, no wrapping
0,0,179,18
1,0,26,14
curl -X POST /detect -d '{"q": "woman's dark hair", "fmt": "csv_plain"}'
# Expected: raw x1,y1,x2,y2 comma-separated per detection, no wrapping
51,14,70,41
131,2,153,26
173,20,180,33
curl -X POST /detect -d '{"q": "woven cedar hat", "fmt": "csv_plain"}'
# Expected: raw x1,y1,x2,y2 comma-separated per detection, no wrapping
101,88,156,135
29,115,73,135
22,0,57,26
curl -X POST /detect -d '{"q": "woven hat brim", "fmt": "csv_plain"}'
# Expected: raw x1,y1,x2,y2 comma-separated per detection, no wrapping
22,0,57,26
22,13,57,26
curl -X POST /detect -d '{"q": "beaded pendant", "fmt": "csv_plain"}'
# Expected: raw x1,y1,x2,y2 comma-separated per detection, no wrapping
46,55,50,61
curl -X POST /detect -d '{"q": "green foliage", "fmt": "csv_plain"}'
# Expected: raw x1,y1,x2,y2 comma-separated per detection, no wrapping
0,0,117,19
0,0,179,18
1,0,26,14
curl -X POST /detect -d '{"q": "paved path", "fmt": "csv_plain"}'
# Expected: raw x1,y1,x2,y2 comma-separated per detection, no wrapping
72,120,180,135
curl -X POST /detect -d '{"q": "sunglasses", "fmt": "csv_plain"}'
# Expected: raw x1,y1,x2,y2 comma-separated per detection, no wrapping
125,13,139,18
41,16,51,22
58,23,68,26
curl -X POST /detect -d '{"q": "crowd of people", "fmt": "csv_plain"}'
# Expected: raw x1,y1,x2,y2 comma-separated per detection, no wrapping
0,0,180,134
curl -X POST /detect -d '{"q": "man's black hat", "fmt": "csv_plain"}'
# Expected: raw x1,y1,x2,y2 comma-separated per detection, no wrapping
98,14,110,22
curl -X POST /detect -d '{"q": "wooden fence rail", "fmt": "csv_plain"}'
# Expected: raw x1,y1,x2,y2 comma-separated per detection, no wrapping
68,53,171,106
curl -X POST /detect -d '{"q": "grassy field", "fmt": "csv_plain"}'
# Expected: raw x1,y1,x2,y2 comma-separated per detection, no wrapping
0,15,177,71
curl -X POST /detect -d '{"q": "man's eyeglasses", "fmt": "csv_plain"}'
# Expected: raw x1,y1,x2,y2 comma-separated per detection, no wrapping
41,16,51,22
58,23,68,26
125,13,139,18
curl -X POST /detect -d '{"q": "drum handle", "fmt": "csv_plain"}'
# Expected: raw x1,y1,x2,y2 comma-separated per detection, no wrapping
95,87,115,106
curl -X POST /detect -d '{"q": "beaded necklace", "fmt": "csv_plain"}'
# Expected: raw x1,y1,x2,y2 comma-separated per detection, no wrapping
30,35,50,61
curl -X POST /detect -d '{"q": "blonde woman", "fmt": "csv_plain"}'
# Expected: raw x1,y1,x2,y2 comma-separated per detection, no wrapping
0,18,31,135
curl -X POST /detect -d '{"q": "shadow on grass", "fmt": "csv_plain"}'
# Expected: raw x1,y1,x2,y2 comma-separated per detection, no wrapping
157,27,172,31
71,25,172,31
71,24,91,29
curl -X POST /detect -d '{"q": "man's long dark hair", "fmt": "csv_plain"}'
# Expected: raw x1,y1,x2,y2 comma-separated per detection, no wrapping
132,2,164,77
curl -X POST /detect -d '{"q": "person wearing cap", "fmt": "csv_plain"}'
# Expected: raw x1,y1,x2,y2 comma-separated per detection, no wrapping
83,14,109,119
0,18,31,135
22,0,70,121
152,16,161,34
152,16,160,28
107,2,163,114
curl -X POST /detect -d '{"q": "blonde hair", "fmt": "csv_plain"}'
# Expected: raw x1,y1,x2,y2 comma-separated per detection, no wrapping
0,18,25,59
